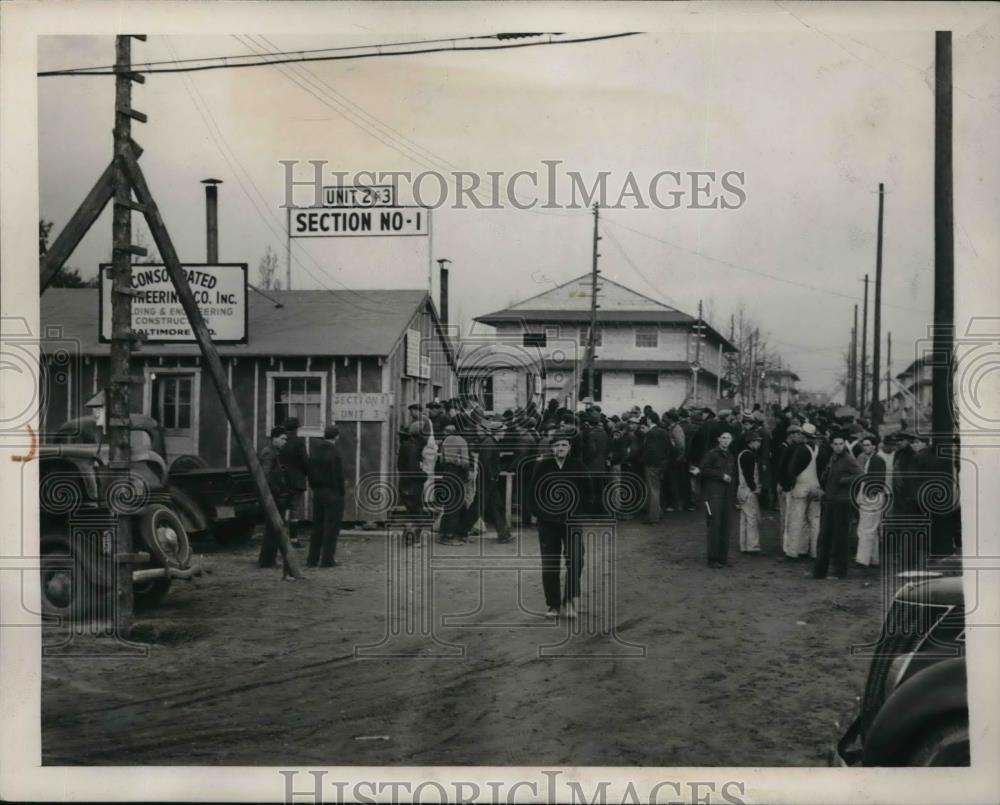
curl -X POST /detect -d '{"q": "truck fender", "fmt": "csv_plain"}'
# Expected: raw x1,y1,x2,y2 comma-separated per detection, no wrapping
862,657,968,766
164,484,209,536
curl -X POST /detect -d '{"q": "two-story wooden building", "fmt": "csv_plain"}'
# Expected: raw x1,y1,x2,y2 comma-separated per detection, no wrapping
472,274,736,414
40,287,456,521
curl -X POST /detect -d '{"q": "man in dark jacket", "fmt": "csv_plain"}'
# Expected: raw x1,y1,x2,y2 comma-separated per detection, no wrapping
582,411,610,515
699,430,737,568
306,425,346,567
812,431,861,580
529,429,593,618
258,426,290,569
279,417,310,547
641,419,671,524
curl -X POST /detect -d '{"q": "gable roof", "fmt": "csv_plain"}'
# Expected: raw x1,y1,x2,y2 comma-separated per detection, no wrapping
475,273,736,352
41,288,442,358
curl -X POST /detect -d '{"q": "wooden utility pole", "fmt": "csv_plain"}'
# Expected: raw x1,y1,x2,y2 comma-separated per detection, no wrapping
886,331,893,409
108,34,147,633
860,274,869,412
850,305,858,406
871,184,885,428
585,203,600,402
693,299,704,405
933,31,955,441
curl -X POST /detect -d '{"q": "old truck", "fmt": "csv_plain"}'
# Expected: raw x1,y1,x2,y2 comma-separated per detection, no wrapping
39,415,262,615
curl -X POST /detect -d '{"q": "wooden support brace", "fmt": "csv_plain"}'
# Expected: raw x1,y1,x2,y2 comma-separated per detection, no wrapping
116,104,148,124
115,198,146,213
114,70,146,84
130,34,147,41
121,150,306,580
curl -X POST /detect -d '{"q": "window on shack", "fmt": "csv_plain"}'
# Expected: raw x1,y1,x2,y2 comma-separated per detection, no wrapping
271,373,325,434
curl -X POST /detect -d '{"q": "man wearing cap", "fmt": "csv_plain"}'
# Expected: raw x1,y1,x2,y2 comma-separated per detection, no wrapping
736,431,763,554
699,429,737,568
812,430,861,580
427,401,449,437
406,403,432,448
279,416,309,548
640,418,671,524
258,426,291,569
306,425,346,567
582,409,610,516
529,429,592,618
784,422,822,559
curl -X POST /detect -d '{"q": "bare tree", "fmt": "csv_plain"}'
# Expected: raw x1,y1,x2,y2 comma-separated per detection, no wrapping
720,302,787,408
257,245,281,290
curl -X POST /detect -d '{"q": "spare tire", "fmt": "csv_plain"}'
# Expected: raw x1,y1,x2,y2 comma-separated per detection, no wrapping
169,454,208,474
137,504,192,568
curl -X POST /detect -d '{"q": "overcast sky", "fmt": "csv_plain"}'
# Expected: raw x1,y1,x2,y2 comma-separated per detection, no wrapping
37,17,1000,393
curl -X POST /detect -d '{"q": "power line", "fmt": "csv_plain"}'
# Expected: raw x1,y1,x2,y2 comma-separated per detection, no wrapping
601,225,689,312
39,32,641,76
164,38,387,313
601,213,931,315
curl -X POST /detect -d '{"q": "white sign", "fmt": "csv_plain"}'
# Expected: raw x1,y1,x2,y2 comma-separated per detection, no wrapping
419,355,431,380
100,263,247,343
322,185,395,207
331,392,394,422
405,329,421,377
290,206,429,238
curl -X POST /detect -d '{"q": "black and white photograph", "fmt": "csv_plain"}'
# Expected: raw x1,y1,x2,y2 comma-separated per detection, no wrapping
1,2,999,803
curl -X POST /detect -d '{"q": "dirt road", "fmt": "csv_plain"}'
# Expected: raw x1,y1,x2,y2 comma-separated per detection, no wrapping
42,509,884,766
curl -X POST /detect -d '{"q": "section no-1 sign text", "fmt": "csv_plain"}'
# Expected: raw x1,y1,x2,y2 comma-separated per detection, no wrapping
99,263,248,343
290,206,429,238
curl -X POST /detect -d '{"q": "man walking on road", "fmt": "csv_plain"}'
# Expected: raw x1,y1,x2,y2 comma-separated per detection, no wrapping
812,431,861,580
306,425,346,568
699,430,737,568
529,430,593,619
855,434,887,567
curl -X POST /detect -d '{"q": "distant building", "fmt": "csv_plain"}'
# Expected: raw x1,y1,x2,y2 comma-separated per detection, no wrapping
890,354,932,426
762,368,800,408
473,274,736,414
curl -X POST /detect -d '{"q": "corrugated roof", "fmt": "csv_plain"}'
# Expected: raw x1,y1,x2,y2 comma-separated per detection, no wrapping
41,288,432,357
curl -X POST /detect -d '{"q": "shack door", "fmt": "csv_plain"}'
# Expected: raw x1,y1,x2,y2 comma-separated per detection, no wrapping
149,372,199,461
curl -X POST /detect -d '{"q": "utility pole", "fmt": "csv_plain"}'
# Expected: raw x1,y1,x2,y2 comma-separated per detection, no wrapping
693,299,704,405
860,274,869,412
871,184,885,428
202,178,221,262
285,206,292,290
108,34,146,634
886,331,893,413
850,305,858,406
585,203,600,402
933,31,955,442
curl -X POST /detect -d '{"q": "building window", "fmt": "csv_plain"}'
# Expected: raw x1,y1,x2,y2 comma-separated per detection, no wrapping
523,332,546,348
269,372,326,434
635,326,658,348
634,372,659,386
579,325,602,347
544,325,560,341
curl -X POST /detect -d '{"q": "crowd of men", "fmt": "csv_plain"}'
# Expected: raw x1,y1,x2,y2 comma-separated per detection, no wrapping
251,394,959,609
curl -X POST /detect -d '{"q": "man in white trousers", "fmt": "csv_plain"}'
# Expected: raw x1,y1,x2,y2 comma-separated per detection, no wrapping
737,431,764,553
784,423,822,559
855,433,888,567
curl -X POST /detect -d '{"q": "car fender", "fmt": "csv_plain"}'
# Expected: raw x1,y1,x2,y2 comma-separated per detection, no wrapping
164,484,210,535
862,657,967,766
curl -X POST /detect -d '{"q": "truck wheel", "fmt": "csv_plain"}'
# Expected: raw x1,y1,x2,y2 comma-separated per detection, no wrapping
137,505,192,568
907,715,970,766
134,577,173,610
214,519,258,546
169,454,207,474
40,537,92,619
